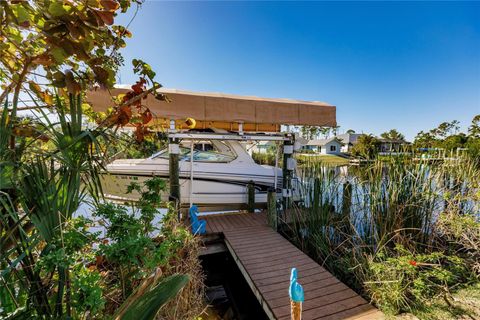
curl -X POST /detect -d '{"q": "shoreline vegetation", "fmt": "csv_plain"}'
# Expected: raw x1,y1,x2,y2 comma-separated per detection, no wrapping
282,157,480,319
0,95,205,319
0,1,204,319
0,1,479,319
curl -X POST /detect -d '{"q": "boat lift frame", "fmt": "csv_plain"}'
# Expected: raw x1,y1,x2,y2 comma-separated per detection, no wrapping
166,124,296,218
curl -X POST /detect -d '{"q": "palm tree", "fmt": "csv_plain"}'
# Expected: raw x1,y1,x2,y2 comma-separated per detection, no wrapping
380,129,405,141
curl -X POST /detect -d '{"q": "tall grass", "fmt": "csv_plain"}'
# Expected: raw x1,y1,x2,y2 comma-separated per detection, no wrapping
283,157,480,310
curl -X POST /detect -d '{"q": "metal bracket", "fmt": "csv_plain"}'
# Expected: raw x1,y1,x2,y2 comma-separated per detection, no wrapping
284,145,294,154
168,143,180,154
287,158,296,171
282,189,292,197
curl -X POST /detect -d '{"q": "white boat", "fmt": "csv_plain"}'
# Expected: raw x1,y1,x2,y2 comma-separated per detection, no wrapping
100,130,300,207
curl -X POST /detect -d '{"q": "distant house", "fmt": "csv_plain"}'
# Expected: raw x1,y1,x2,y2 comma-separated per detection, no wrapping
378,138,410,153
305,137,343,155
336,133,362,153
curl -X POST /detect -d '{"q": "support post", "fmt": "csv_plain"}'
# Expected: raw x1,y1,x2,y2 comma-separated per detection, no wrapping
169,140,180,204
247,180,255,213
274,141,279,190
282,137,294,217
189,141,194,208
267,188,277,230
168,120,181,218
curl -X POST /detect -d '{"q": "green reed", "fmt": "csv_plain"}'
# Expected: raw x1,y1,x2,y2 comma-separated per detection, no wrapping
284,157,479,290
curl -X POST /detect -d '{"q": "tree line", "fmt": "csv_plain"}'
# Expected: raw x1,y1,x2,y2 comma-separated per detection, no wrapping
298,114,480,160
413,116,480,157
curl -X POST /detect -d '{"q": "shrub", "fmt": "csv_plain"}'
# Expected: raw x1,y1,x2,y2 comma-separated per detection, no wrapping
365,245,471,315
437,212,480,276
94,177,205,318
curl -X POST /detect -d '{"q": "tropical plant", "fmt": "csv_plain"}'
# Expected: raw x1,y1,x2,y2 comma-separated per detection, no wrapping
0,94,107,318
468,115,480,139
0,96,198,319
442,133,468,152
414,130,437,149
95,177,204,318
115,274,190,320
433,120,460,138
467,115,480,159
299,125,321,140
350,134,380,159
0,2,201,319
0,0,140,102
380,129,405,141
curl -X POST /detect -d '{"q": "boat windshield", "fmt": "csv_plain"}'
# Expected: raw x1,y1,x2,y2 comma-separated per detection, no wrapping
151,140,236,163
151,147,191,160
191,151,235,162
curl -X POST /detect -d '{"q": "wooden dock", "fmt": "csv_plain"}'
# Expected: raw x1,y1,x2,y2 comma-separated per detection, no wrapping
201,211,383,320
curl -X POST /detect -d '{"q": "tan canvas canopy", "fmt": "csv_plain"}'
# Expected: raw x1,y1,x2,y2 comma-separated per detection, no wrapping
86,87,336,132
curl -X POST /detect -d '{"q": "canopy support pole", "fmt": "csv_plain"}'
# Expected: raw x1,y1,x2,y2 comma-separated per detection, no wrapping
189,141,194,208
282,135,294,219
274,142,279,191
168,119,181,218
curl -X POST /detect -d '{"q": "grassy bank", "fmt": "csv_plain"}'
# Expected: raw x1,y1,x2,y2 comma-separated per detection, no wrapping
253,151,350,166
296,153,350,165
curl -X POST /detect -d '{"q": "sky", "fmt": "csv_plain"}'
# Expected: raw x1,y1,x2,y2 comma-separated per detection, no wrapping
115,1,480,141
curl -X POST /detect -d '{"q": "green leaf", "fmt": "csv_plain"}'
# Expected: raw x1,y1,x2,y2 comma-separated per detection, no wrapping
50,47,67,64
11,5,30,25
48,2,68,17
0,163,14,189
117,274,189,320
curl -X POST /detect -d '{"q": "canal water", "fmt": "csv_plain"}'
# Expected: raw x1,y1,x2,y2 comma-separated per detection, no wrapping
201,251,268,320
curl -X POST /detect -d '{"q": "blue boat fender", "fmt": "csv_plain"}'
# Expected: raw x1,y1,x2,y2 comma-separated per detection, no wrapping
189,205,206,235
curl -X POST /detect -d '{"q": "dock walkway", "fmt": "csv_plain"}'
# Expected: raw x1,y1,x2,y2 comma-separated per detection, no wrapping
202,211,383,320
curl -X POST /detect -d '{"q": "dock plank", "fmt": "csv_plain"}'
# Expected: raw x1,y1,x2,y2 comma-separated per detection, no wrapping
201,212,383,320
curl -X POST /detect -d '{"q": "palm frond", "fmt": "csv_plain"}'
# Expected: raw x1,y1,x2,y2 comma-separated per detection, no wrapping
115,274,189,320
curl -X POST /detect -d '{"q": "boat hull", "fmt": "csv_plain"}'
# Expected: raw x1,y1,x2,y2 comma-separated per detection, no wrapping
100,169,280,206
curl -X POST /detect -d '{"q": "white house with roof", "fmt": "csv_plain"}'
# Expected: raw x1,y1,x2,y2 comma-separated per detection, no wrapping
336,133,363,153
305,137,343,155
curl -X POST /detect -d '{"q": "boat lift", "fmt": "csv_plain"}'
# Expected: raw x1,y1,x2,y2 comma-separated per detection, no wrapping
86,87,336,214
166,121,299,216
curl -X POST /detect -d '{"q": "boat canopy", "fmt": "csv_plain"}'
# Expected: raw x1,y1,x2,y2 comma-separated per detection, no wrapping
86,87,337,132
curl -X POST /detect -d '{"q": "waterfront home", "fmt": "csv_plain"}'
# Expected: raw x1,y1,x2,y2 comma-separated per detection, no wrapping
305,137,343,154
378,138,410,153
336,133,363,152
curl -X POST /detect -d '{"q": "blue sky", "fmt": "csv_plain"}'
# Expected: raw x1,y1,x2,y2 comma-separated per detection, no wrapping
116,1,480,141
